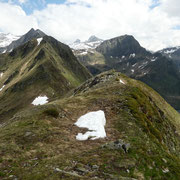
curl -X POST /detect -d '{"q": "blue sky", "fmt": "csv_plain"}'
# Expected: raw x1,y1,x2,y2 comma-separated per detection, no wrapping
0,0,66,14
1,0,161,15
0,0,180,51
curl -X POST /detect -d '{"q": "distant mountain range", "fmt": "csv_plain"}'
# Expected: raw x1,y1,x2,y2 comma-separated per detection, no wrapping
159,46,180,70
69,35,103,52
75,35,180,109
1,29,180,109
0,33,20,50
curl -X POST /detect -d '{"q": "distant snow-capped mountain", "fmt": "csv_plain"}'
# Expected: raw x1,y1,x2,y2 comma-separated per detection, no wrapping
0,28,46,54
158,46,180,59
0,33,20,48
69,35,103,51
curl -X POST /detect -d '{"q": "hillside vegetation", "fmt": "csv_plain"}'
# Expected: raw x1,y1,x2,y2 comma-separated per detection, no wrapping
0,36,91,122
0,71,179,179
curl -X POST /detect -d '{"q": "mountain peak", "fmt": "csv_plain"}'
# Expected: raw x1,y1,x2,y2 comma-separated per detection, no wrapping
29,28,35,32
74,39,81,43
26,28,46,37
96,34,148,57
35,29,46,36
0,28,46,53
87,35,102,43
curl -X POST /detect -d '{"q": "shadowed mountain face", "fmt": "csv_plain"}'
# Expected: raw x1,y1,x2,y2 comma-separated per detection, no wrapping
159,46,180,70
0,28,45,53
0,34,91,122
0,71,179,179
75,35,180,109
96,35,149,57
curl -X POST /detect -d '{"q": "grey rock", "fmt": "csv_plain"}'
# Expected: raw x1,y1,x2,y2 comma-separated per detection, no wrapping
102,139,130,153
92,165,99,170
75,167,88,173
54,168,81,177
24,131,32,137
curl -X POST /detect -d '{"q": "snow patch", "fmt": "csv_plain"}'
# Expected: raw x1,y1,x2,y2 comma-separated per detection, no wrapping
37,38,43,46
164,49,177,54
162,168,169,173
0,85,5,91
69,39,103,50
2,50,6,54
143,61,148,65
79,51,88,55
151,57,157,62
32,96,48,106
0,73,3,78
132,63,137,67
131,69,134,73
75,110,106,141
122,55,125,59
89,51,94,54
120,79,125,84
129,53,135,58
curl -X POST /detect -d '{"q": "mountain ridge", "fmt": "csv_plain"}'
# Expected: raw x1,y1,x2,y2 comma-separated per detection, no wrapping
0,34,91,122
75,34,180,109
0,28,45,54
0,70,179,179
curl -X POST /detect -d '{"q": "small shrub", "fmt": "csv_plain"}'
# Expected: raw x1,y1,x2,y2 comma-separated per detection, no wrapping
43,108,59,118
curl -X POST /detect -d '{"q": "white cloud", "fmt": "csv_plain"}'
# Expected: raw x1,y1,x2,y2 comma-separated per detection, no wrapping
0,2,38,35
1,0,180,51
159,0,180,17
18,0,26,4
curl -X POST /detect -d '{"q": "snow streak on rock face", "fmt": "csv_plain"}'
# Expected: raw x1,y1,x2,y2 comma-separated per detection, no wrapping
37,38,43,46
75,110,106,141
31,96,48,106
0,85,5,91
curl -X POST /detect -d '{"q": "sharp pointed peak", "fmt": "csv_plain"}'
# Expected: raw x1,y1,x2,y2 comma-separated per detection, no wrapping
87,35,102,42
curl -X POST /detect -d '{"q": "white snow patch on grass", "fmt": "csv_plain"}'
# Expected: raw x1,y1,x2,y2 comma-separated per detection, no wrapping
0,85,5,91
37,38,43,46
32,96,48,106
120,79,125,84
75,110,106,141
0,73,3,78
162,168,169,173
79,51,88,55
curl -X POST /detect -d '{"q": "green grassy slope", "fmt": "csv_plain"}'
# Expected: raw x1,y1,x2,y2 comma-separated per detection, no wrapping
0,71,179,179
0,36,91,122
